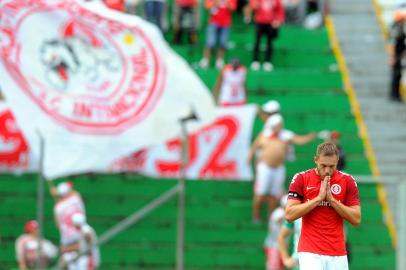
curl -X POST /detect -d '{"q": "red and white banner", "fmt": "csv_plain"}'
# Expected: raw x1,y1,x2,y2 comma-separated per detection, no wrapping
0,0,215,179
0,102,256,180
111,105,257,180
0,102,37,172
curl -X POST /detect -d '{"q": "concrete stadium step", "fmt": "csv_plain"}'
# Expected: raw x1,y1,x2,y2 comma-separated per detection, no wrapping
331,1,402,263
330,4,375,14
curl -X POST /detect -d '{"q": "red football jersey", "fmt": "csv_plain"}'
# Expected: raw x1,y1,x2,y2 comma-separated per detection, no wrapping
288,169,360,256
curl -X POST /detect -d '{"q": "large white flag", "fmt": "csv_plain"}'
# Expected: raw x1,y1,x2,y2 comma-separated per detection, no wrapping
0,0,215,179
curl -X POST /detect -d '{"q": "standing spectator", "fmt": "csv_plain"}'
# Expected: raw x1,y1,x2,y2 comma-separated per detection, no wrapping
248,0,284,71
199,0,237,69
61,213,100,270
213,58,247,106
172,0,198,44
285,142,361,270
263,195,288,270
248,114,318,222
389,6,406,102
15,220,58,270
49,181,86,267
278,218,302,270
144,0,166,31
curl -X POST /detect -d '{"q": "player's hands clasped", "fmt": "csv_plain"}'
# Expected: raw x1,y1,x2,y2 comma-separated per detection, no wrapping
317,176,328,201
326,177,335,203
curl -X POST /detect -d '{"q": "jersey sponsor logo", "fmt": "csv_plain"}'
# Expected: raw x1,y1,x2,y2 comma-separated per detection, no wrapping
331,184,342,195
0,1,166,134
318,200,331,207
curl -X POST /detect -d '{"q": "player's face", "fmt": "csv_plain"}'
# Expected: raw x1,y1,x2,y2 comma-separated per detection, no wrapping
314,154,338,178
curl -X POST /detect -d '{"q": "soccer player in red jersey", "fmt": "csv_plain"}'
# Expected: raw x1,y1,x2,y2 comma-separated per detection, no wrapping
285,142,361,270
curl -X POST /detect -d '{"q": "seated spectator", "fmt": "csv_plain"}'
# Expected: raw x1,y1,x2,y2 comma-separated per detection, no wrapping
15,220,58,270
173,0,198,44
213,58,247,106
283,0,305,25
199,0,237,69
303,0,323,29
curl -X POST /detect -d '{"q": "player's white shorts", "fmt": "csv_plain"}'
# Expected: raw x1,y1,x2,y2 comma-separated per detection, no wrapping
298,252,348,270
254,162,285,197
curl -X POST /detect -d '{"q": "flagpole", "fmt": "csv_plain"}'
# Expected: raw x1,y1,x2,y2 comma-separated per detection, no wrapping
35,131,45,268
176,110,197,270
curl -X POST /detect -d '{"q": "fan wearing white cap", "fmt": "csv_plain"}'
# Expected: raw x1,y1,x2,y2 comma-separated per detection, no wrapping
258,100,281,122
248,114,318,223
60,213,100,270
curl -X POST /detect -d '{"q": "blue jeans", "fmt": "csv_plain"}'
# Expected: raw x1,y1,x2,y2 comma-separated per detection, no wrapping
145,1,164,30
205,23,230,49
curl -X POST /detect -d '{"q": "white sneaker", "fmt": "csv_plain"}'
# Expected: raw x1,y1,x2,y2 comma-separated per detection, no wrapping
263,62,274,71
250,61,260,71
199,58,209,69
215,58,224,69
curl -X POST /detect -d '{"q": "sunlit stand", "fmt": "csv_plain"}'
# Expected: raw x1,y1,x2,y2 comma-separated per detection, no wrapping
96,110,198,270
34,112,198,270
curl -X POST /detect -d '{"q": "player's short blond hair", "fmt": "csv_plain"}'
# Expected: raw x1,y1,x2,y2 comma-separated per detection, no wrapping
316,142,339,157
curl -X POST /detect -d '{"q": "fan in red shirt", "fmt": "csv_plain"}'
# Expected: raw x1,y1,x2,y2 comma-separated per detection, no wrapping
199,0,237,69
247,0,284,71
285,142,361,270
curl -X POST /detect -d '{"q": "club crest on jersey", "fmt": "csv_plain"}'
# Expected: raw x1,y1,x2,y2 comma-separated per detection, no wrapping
0,0,166,134
331,184,341,195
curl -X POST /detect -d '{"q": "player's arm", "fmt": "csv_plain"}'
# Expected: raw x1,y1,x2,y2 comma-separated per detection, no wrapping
329,201,360,226
327,181,361,226
278,226,292,263
285,177,327,222
285,197,320,222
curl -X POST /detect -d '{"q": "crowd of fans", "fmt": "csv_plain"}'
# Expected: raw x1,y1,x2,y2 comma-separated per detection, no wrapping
10,0,362,269
85,0,325,71
16,182,99,270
